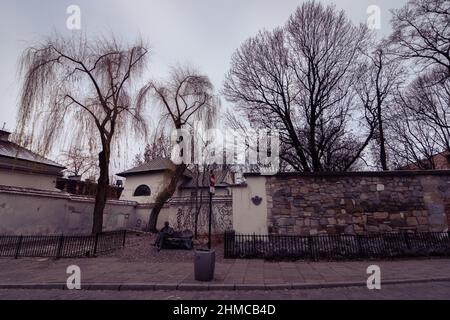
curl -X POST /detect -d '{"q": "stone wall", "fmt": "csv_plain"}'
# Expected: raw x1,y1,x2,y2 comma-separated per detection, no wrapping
265,171,450,236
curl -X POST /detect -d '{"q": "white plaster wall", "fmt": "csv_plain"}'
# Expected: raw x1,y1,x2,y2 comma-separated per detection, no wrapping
156,206,174,230
127,205,172,231
0,188,137,235
120,171,232,204
0,171,58,191
0,192,68,235
0,176,235,235
232,176,268,235
128,205,152,231
120,172,232,231
119,172,169,203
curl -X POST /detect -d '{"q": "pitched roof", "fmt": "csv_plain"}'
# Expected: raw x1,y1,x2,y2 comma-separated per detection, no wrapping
0,141,64,169
117,158,177,177
0,131,65,175
116,157,233,189
397,150,450,170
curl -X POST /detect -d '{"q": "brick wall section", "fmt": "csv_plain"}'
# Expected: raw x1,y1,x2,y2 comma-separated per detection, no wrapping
265,171,450,236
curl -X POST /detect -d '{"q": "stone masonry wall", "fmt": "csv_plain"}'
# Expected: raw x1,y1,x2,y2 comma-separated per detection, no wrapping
266,171,450,236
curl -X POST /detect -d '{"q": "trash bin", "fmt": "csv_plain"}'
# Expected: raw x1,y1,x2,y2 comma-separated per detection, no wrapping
194,249,215,281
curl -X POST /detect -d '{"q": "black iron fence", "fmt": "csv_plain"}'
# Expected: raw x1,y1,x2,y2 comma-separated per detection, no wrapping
0,230,127,259
224,231,450,260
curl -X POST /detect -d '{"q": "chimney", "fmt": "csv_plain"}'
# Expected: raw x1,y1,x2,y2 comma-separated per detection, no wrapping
0,130,11,142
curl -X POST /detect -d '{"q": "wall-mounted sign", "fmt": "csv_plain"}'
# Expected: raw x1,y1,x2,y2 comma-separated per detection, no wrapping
251,196,262,206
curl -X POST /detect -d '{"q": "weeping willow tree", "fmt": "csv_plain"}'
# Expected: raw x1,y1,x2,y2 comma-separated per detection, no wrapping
137,65,217,231
16,33,149,234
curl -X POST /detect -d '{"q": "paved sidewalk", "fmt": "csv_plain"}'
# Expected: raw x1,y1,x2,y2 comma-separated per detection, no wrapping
1,256,450,291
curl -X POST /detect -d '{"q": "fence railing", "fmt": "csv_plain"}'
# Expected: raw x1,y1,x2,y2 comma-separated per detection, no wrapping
224,231,450,260
0,230,127,259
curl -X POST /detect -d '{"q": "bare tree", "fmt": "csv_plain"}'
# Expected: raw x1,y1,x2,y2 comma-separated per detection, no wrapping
355,47,405,170
406,69,450,151
137,65,216,231
389,68,450,168
223,1,372,172
16,33,149,234
143,133,171,161
390,0,450,77
389,107,441,169
133,126,171,166
188,133,214,239
223,110,266,172
59,147,98,179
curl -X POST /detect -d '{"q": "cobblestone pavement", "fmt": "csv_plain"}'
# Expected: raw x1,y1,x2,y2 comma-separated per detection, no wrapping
0,281,450,299
1,255,450,288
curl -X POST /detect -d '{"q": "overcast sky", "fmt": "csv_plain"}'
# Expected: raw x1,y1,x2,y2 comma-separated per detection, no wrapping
0,0,407,132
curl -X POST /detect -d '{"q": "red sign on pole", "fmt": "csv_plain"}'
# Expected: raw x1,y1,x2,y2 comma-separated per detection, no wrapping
210,173,216,187
209,173,216,194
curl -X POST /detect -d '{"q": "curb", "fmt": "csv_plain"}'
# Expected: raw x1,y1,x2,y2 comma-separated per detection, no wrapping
1,277,450,291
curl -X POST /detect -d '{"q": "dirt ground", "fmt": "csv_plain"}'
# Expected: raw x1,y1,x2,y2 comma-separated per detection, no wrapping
106,232,226,263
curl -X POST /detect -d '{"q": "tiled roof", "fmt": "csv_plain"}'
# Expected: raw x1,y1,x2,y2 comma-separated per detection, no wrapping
397,150,450,170
117,158,177,177
117,157,232,188
0,141,64,169
0,130,64,177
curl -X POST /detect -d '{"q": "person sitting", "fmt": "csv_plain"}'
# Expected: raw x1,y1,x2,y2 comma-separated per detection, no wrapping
154,221,174,251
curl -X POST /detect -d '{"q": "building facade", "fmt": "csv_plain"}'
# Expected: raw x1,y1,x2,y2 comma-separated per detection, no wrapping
0,129,65,190
117,158,234,231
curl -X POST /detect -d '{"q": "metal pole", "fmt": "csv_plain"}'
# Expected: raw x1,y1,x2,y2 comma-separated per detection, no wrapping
208,191,212,250
122,230,127,247
93,233,99,256
15,235,23,259
56,234,64,259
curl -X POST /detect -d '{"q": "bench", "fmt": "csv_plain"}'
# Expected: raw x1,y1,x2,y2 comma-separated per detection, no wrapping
157,230,194,250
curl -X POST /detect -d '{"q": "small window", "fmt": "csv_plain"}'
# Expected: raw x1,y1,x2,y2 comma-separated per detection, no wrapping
133,184,151,197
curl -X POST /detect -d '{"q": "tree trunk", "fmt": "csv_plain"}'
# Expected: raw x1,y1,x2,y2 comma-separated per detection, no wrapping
377,105,388,171
309,106,320,172
146,164,187,232
92,150,109,234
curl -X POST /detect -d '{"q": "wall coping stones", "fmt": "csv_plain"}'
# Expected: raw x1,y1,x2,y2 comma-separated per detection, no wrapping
0,184,138,206
245,170,450,178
